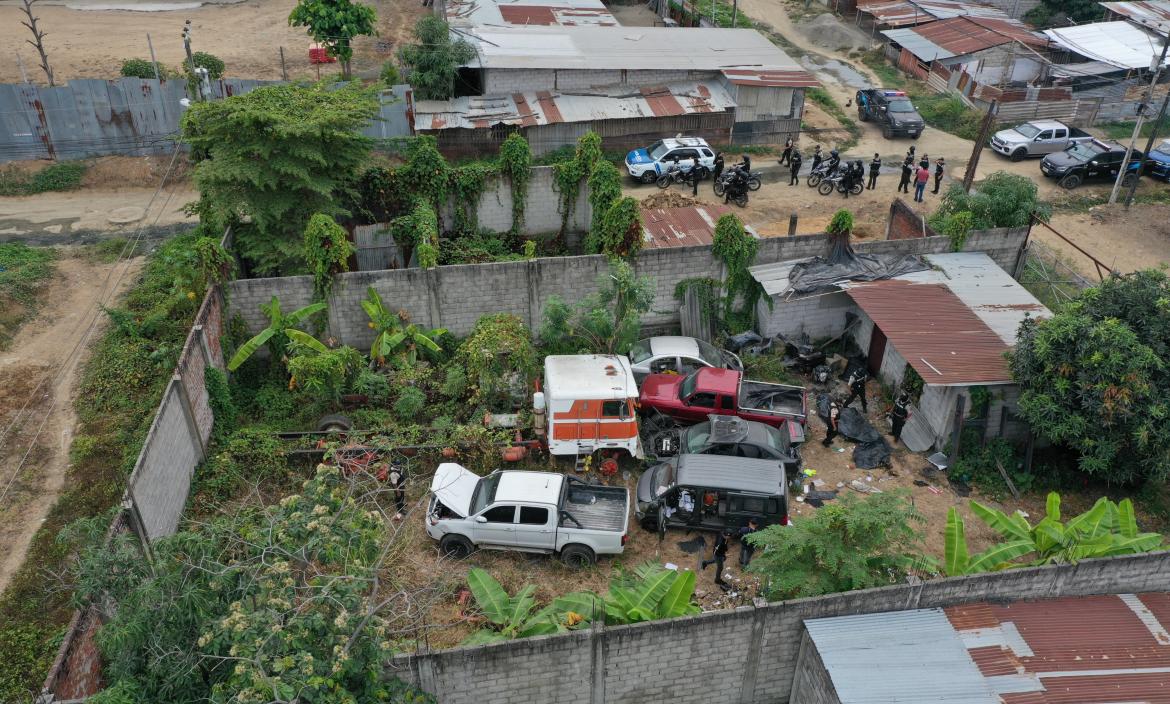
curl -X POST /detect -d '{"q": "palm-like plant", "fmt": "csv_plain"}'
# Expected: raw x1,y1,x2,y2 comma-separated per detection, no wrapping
227,296,327,371
555,562,701,626
283,329,364,403
462,568,561,645
360,286,446,368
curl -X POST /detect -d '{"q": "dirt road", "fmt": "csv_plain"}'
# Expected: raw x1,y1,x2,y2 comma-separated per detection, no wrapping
0,253,141,596
1042,204,1170,276
0,187,197,240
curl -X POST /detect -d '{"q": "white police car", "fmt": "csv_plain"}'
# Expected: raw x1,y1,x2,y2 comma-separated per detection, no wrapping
625,137,717,183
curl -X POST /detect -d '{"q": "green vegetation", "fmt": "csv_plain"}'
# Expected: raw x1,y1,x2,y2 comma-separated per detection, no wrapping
119,57,163,78
226,297,327,371
1099,120,1159,141
664,0,753,27
1009,269,1170,484
288,0,376,79
362,286,445,368
712,213,767,333
0,243,56,349
0,161,86,196
860,48,904,88
398,15,476,100
1025,0,1102,27
931,172,1049,238
0,233,212,702
303,213,355,301
183,82,380,276
746,491,926,599
540,259,655,355
188,51,225,80
806,87,861,150
455,313,538,410
944,493,1164,575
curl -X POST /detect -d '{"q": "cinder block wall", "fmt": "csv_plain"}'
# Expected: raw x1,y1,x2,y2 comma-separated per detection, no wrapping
387,551,1170,704
438,166,590,237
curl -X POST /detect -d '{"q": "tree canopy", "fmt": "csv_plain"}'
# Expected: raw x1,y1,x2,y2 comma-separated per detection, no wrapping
930,171,1049,235
288,0,377,79
1008,269,1170,484
398,15,476,100
1024,0,1102,27
182,82,380,276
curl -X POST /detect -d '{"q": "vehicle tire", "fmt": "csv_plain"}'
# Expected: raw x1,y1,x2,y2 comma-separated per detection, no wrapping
807,173,822,187
439,534,475,559
747,175,762,191
858,108,868,122
734,193,748,207
316,414,353,433
641,515,658,532
911,132,921,140
1121,172,1138,188
1059,173,1082,190
714,180,725,197
657,510,667,542
640,171,657,184
1010,148,1026,162
817,180,835,196
883,124,893,139
656,174,671,189
850,182,864,196
561,544,596,568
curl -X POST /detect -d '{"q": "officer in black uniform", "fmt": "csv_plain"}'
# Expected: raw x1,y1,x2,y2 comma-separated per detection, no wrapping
891,391,911,443
868,153,882,190
789,150,803,186
844,367,869,413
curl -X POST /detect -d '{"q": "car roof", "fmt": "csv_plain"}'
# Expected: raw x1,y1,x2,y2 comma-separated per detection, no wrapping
675,454,786,495
660,137,710,150
648,336,702,357
494,471,564,505
705,414,786,449
1027,120,1069,130
693,367,740,395
545,354,637,400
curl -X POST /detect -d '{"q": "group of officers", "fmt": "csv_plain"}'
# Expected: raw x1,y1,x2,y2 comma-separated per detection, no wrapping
777,139,947,199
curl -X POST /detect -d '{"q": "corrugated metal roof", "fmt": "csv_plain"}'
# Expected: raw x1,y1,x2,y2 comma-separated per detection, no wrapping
1050,59,1129,76
674,454,786,495
446,0,618,28
858,0,1011,26
885,16,1047,60
1102,0,1170,34
804,608,1001,704
721,68,820,87
414,79,736,130
1045,21,1169,69
846,280,1013,385
470,26,802,70
641,204,761,249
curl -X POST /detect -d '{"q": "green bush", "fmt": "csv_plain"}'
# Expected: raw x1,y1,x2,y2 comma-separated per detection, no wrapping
189,51,225,80
381,61,401,85
0,161,85,196
914,94,983,140
191,427,288,511
120,58,158,78
394,386,427,422
441,366,467,400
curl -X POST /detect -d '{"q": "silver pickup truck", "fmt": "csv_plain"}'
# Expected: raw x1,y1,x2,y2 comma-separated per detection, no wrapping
990,120,1093,161
427,464,629,568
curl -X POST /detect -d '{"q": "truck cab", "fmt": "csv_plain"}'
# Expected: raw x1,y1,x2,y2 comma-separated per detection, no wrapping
990,120,1093,161
540,355,642,459
427,465,630,567
856,89,924,139
639,367,807,438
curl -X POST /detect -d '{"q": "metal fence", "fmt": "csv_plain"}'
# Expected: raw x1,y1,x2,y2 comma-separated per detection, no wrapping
0,79,413,162
1015,240,1095,311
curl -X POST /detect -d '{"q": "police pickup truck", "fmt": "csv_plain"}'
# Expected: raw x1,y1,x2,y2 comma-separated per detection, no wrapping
856,89,924,139
625,137,716,183
1040,139,1142,190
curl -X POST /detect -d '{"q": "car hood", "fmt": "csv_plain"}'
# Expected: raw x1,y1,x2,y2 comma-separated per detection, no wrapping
1148,150,1170,165
431,463,480,517
640,373,683,404
1042,151,1083,169
889,111,923,124
627,148,652,165
992,128,1026,145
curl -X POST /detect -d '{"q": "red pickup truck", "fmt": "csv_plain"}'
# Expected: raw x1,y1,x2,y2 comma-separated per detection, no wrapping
639,368,807,438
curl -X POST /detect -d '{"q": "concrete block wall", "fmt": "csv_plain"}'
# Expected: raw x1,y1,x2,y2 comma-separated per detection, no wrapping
757,290,853,341
127,380,203,541
788,631,838,704
439,166,590,237
387,551,1170,704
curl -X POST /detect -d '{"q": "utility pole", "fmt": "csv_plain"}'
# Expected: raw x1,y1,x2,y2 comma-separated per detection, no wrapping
182,20,199,99
147,33,160,81
1110,26,1169,204
962,100,998,193
731,0,738,27
1124,88,1170,208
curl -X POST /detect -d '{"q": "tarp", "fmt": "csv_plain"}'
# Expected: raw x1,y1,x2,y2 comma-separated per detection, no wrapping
815,395,893,469
787,234,929,295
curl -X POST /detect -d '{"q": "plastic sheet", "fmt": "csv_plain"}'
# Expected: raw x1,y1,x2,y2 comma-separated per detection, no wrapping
787,233,929,294
815,394,892,468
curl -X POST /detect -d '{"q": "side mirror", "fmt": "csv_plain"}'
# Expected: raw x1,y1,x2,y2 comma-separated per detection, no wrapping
474,515,488,523
1090,161,1098,167
1035,136,1044,141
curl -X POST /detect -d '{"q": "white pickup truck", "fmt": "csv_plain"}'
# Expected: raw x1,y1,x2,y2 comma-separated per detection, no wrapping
990,120,1093,161
426,464,630,568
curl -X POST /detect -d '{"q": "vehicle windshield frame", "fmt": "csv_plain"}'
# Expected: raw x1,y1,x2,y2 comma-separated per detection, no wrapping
1066,143,1104,160
1015,124,1041,139
629,340,653,364
648,141,670,160
887,99,916,113
679,370,699,399
684,423,711,453
696,340,724,367
470,474,500,516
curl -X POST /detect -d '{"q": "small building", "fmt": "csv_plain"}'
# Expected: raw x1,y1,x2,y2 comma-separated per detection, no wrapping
750,252,1049,450
855,0,1012,35
440,0,619,29
1101,0,1170,34
640,204,759,249
882,15,1050,86
791,593,1170,704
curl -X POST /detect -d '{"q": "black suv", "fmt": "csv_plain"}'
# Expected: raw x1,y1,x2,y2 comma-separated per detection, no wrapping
1041,139,1142,189
856,89,924,139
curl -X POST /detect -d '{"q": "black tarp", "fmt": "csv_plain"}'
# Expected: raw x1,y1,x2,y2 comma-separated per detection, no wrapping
815,394,892,469
787,232,929,295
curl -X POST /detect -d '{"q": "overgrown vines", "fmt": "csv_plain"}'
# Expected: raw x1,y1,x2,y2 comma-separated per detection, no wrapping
554,132,603,234
450,163,492,235
499,133,531,235
712,214,766,333
303,213,355,301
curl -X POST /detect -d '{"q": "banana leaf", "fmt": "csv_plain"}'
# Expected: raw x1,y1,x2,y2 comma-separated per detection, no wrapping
944,508,969,577
970,502,1031,542
466,568,511,626
966,539,1034,572
552,592,606,625
657,570,700,618
1045,492,1061,523
285,328,328,354
227,327,276,371
1065,498,1109,540
284,301,327,326
1117,498,1139,539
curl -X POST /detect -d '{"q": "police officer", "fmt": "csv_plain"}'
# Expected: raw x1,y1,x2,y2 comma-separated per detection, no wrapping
868,152,882,190
890,391,911,443
690,159,701,196
789,150,803,186
844,367,869,413
701,529,733,589
781,136,794,165
898,155,913,194
712,152,725,181
826,149,841,176
822,398,841,447
932,156,946,194
811,145,824,172
919,153,930,170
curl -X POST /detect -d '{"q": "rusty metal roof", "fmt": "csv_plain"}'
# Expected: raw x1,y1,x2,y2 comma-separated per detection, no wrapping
721,68,820,87
414,80,736,130
884,16,1048,60
1102,0,1170,33
846,279,1013,385
857,0,1010,27
445,0,617,28
640,204,759,248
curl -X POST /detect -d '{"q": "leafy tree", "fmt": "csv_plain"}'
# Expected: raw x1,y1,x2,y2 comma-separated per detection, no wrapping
930,172,1050,236
746,491,926,599
303,213,355,301
189,51,225,80
1008,270,1170,483
288,0,377,79
398,15,476,100
182,82,379,275
586,161,622,252
540,259,655,355
944,492,1164,575
1024,0,1101,26
227,297,327,371
360,286,445,367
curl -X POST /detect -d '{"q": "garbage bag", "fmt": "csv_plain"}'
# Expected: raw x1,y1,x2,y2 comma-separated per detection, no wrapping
837,407,882,443
787,252,929,295
853,439,892,469
726,330,763,352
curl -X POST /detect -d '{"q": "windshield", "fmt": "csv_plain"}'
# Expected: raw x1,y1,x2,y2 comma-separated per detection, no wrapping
684,423,711,453
759,424,785,451
696,340,724,367
1066,143,1104,160
470,474,500,516
648,141,670,160
652,461,676,495
887,99,916,113
629,340,653,364
1015,124,1041,139
1155,140,1170,157
679,370,699,399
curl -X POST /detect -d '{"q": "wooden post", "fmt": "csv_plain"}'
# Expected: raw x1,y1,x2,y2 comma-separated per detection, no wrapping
147,33,160,81
279,46,288,81
788,212,798,236
962,100,997,193
949,394,966,460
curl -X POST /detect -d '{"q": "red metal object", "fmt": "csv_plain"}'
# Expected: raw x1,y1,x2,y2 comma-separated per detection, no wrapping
309,45,337,64
910,16,1049,57
641,204,737,249
720,68,821,88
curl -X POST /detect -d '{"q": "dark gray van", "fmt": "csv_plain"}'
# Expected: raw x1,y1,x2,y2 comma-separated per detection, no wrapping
634,454,788,535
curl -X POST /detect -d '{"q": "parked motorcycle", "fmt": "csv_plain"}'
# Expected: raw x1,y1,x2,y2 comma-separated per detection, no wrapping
817,171,863,196
805,161,837,187
656,164,708,189
713,167,761,196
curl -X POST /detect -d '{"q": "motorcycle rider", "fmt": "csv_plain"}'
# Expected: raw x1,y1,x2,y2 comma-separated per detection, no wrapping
736,154,752,172
724,167,749,205
825,149,841,176
811,145,824,172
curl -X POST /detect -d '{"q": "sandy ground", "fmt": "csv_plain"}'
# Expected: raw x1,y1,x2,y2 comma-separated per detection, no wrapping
0,253,142,596
0,0,427,84
1041,204,1170,277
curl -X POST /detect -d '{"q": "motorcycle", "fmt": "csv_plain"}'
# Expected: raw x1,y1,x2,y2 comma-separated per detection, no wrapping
805,161,837,187
713,167,761,196
817,171,863,196
656,164,708,189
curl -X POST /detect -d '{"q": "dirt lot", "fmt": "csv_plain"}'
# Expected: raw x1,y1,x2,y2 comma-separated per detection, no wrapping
1041,204,1170,276
0,252,142,595
0,0,427,84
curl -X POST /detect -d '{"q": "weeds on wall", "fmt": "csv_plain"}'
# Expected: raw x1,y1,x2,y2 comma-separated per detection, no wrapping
499,132,531,236
554,132,603,234
303,213,356,301
712,214,767,333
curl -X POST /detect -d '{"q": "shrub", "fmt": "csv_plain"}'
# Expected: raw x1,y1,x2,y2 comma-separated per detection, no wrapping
380,62,401,85
191,427,288,510
189,51,225,80
440,366,467,400
28,162,85,193
394,386,427,421
120,58,158,79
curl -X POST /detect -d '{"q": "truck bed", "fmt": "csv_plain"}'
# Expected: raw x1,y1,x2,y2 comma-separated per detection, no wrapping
561,484,629,532
740,380,805,419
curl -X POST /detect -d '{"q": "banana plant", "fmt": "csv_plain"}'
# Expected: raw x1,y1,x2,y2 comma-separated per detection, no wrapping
556,562,701,626
282,329,364,403
461,568,562,645
360,286,446,368
943,508,1033,576
226,296,327,371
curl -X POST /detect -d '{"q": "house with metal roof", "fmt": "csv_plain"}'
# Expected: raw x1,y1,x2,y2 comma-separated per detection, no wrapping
1102,0,1170,34
749,251,1050,451
791,593,1170,704
440,0,619,30
882,15,1050,86
854,0,1013,34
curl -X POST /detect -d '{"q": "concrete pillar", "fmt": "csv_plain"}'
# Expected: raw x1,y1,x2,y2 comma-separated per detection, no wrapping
738,599,768,703
590,617,606,704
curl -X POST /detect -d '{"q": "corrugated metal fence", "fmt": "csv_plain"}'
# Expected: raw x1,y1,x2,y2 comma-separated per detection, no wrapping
0,79,413,163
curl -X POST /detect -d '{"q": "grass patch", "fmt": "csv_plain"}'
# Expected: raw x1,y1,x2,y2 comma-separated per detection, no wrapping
806,87,862,150
77,237,142,264
0,162,87,197
0,231,206,703
860,48,906,89
0,243,56,349
1098,121,1161,142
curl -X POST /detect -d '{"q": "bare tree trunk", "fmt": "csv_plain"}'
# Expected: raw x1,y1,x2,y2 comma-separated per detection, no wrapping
19,0,54,87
